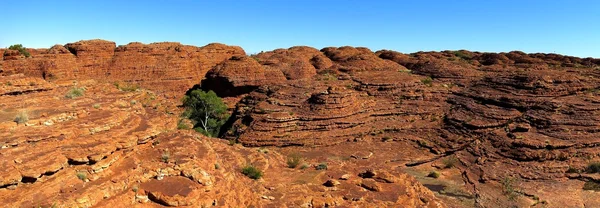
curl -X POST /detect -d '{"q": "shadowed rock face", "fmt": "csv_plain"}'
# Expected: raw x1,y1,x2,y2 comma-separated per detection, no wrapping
3,40,600,207
201,56,287,97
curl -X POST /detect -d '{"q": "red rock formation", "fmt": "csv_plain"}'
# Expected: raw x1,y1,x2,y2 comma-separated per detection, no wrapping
0,40,245,98
4,40,600,207
321,46,407,72
0,77,444,207
202,56,286,97
203,46,600,207
253,46,333,80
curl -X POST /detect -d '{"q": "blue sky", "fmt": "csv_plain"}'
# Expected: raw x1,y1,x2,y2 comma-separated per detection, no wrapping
2,0,599,57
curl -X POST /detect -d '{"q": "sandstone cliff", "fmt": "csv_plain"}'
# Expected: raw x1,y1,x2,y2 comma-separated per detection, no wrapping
1,40,245,98
3,40,600,207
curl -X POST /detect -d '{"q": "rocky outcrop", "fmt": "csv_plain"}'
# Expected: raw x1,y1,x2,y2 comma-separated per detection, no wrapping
4,40,600,207
253,46,333,80
0,40,245,98
0,77,444,207
321,46,407,72
201,56,286,97
203,46,600,207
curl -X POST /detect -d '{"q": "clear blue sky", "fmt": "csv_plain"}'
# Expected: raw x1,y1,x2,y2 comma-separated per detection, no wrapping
2,0,599,57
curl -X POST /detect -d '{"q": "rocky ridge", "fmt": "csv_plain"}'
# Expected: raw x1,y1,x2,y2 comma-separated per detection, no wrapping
1,40,244,98
3,40,600,207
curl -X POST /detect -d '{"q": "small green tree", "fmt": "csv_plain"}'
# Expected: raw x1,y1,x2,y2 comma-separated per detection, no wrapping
182,89,228,137
241,165,263,179
8,44,31,57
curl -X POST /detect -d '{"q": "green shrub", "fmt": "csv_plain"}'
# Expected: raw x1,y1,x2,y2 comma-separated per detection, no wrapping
315,163,328,170
65,87,84,99
161,151,170,163
421,77,433,87
452,50,472,60
14,111,29,124
567,166,580,173
287,153,303,168
114,82,140,92
93,104,101,109
442,155,458,169
427,171,440,178
241,165,263,180
501,177,518,201
300,164,310,170
214,163,220,170
257,147,269,154
8,44,31,57
76,171,87,181
587,162,600,173
182,89,228,137
177,120,190,130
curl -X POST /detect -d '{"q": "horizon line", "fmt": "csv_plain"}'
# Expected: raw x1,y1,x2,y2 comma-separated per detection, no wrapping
1,39,598,59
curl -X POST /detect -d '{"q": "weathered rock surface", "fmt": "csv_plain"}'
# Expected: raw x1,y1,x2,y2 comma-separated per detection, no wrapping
0,75,444,207
203,46,600,207
201,56,286,97
253,46,333,80
4,40,600,207
1,40,244,98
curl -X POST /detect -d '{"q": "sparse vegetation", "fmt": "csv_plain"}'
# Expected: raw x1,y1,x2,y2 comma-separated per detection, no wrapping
501,176,518,201
14,111,29,124
427,171,440,178
257,147,269,154
182,89,229,137
587,162,600,173
215,163,220,170
76,171,87,181
8,44,31,57
421,77,433,87
315,163,328,170
241,165,263,180
442,155,458,169
6,81,12,86
318,73,338,81
161,151,170,163
300,164,310,170
567,166,580,173
452,50,473,60
177,119,191,130
583,181,600,191
114,82,140,92
65,87,85,99
93,104,101,109
287,153,303,168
